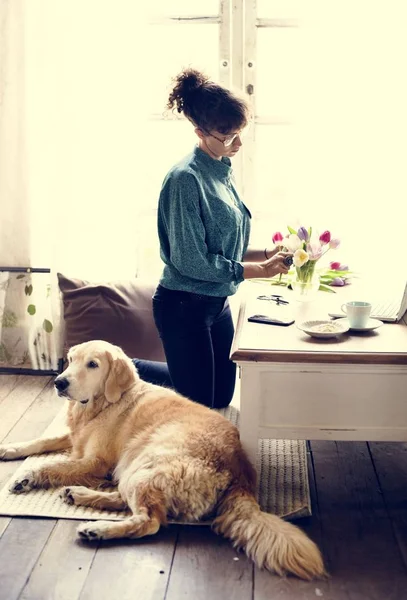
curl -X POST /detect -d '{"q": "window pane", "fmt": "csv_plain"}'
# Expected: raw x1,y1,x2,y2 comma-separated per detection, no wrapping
256,27,300,117
257,0,303,19
149,24,219,115
250,122,341,266
252,122,407,272
142,119,197,210
252,123,303,219
137,118,199,277
134,211,163,280
149,1,219,17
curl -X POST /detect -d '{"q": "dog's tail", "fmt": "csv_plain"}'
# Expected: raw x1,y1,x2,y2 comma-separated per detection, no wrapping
212,484,326,580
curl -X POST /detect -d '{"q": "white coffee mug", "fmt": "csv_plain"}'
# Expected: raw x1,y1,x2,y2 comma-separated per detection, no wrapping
341,301,372,328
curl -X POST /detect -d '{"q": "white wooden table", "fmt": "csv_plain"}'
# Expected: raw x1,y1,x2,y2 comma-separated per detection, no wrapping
231,282,407,468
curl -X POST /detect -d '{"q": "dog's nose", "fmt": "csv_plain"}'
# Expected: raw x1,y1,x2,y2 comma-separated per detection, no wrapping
54,377,69,392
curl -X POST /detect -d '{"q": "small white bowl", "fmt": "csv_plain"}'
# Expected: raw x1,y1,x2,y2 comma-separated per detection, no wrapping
297,319,350,339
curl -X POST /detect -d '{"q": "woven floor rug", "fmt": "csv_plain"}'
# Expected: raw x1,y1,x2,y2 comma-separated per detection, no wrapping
0,405,311,523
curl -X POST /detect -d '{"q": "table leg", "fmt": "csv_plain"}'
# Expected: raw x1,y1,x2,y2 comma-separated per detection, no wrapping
239,366,261,470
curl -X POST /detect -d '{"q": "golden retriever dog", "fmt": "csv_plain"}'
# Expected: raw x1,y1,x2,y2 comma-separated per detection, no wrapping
0,340,325,580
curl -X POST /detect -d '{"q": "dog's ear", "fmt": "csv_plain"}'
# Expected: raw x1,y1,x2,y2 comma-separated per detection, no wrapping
66,344,79,361
104,353,136,403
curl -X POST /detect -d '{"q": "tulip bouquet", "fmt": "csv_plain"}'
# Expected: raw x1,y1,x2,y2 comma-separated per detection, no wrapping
272,226,351,293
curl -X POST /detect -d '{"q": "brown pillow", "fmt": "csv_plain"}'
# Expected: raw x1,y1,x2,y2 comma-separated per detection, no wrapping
57,273,165,362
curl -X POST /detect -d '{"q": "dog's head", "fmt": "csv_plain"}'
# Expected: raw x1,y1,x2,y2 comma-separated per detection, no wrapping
54,340,137,405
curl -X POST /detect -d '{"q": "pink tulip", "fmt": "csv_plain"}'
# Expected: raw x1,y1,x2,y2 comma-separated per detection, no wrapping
272,232,284,244
319,230,331,245
329,238,340,249
330,261,341,270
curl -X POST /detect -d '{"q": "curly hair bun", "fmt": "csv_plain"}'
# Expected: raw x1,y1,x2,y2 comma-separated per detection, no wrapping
166,67,250,133
167,68,209,114
178,68,208,93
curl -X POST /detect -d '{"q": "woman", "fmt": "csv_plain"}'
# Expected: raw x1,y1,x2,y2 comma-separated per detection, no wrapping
134,68,292,409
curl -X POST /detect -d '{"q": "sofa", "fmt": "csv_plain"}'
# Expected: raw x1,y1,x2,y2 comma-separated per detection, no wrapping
57,273,165,363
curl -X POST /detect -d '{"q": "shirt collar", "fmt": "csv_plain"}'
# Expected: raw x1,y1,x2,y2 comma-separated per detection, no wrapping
193,145,232,182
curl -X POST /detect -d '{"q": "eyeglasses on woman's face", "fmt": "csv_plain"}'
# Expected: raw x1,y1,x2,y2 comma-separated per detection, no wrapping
206,126,249,148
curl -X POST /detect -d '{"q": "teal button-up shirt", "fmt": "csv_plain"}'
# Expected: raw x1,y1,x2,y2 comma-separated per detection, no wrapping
157,145,251,297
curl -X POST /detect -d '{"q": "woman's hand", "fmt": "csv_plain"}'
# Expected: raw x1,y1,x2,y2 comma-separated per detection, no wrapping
265,246,281,260
262,251,293,278
242,251,293,280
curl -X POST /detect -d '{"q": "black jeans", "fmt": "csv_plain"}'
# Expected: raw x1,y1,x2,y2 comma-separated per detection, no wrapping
133,285,236,409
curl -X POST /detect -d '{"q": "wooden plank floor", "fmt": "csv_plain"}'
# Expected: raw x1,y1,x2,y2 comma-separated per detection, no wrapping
0,375,407,600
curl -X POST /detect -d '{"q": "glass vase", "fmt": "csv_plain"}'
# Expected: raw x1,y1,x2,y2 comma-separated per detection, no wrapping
291,262,320,302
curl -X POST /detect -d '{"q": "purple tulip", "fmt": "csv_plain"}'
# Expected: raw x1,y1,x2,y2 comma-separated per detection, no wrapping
297,227,309,242
330,277,345,287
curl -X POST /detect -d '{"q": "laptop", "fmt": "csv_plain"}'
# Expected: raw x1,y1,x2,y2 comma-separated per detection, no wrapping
329,280,407,323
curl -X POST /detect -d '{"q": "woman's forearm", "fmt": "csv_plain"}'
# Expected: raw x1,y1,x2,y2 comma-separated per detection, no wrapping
241,249,293,280
243,246,276,263
242,262,266,280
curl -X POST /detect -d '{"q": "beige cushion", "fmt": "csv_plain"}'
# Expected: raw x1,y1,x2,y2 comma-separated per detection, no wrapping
57,273,165,362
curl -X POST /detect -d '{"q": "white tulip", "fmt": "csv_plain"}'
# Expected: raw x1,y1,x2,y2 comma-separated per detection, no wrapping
284,234,302,252
293,248,309,267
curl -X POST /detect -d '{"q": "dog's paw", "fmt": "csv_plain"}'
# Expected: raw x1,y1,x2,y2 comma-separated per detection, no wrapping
77,520,112,541
9,471,35,494
0,444,21,460
60,487,75,505
60,486,88,506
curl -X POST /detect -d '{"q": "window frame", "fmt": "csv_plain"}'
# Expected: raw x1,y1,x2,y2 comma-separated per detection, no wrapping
147,1,299,204
148,1,239,185
242,1,299,214
144,2,299,241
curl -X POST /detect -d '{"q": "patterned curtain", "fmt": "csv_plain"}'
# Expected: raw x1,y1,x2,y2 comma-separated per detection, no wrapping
0,270,60,372
0,3,62,373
